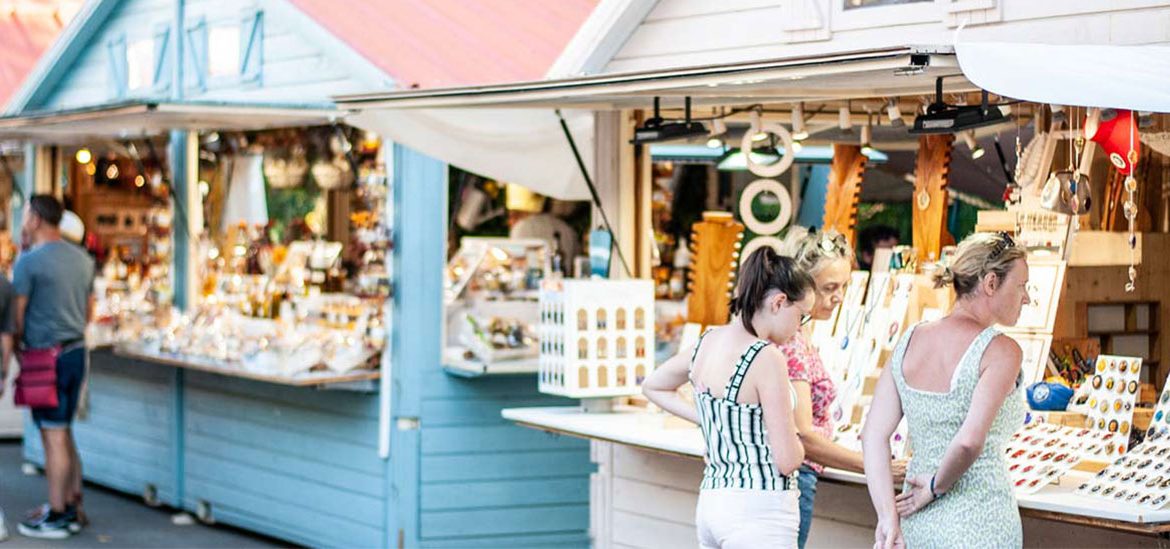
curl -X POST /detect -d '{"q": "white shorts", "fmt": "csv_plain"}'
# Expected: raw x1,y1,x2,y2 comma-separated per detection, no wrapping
696,487,801,549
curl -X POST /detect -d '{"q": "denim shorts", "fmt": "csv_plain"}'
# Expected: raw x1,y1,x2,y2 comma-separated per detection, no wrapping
30,347,86,430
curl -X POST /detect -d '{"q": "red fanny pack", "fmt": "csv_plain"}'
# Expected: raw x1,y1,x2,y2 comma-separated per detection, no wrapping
15,347,61,409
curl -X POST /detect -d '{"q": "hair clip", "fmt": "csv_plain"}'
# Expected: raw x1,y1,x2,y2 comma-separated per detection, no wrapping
1129,381,1139,394
1092,376,1103,389
1120,361,1129,373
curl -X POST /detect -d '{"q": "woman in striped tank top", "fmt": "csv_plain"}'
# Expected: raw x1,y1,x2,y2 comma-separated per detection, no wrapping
644,248,814,548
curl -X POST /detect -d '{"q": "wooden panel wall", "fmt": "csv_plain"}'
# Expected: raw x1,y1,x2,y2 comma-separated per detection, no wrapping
604,1,1170,73
392,145,593,547
34,0,174,111
22,352,179,505
181,371,386,548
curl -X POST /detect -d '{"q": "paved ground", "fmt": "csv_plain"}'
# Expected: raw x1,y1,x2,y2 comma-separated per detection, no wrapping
0,441,287,548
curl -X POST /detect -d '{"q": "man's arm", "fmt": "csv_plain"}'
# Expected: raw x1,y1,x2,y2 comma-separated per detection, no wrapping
12,295,27,350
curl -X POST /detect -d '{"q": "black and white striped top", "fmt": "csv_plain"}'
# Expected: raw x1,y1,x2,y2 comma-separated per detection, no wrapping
690,330,797,491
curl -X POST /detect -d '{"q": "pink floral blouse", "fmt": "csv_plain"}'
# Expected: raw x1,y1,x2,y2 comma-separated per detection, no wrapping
778,331,837,473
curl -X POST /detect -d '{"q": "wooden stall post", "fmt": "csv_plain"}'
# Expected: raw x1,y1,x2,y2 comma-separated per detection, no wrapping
823,143,867,242
912,134,954,264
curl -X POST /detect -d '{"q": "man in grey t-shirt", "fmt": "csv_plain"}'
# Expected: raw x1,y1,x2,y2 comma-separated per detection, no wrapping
13,195,94,539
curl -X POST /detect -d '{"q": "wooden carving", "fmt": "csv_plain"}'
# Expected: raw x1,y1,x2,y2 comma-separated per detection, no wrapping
912,134,954,264
686,212,745,328
823,144,868,242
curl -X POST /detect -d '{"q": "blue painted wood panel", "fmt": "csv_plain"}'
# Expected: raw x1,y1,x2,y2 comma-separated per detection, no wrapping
391,144,592,547
181,370,386,548
22,351,179,505
34,0,174,111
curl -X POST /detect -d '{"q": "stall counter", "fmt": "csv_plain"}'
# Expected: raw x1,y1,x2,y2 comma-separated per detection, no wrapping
503,406,1170,547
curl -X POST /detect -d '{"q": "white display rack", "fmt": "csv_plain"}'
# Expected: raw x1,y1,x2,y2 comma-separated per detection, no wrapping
538,279,655,399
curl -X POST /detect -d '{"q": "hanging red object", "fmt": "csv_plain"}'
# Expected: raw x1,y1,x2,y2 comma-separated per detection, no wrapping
1085,109,1139,175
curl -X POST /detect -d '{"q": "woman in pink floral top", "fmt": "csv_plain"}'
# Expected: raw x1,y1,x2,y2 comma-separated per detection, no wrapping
782,231,906,549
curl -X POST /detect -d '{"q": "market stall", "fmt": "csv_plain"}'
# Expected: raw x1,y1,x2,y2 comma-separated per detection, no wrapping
338,38,1170,547
0,1,598,547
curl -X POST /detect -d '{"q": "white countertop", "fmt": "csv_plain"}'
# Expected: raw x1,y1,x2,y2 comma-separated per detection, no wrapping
502,406,1170,526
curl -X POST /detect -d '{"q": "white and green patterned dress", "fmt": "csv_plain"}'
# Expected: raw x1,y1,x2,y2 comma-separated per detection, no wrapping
891,324,1026,549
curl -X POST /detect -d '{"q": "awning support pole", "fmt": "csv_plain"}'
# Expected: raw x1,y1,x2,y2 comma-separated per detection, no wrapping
556,109,632,278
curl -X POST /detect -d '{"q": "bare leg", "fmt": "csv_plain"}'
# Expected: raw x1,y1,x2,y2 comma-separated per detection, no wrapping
68,430,86,523
41,429,73,512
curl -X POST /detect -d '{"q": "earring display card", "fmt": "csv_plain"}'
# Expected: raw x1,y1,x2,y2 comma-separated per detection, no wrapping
1007,259,1066,332
1148,373,1170,438
1005,422,1084,494
1004,332,1054,386
1084,355,1143,454
1077,430,1170,510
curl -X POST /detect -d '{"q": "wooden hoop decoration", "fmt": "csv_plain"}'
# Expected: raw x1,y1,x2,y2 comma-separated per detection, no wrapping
739,179,792,235
739,236,786,266
740,121,796,178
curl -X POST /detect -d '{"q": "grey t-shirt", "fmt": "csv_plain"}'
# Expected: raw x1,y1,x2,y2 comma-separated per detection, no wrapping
13,240,95,349
0,276,14,334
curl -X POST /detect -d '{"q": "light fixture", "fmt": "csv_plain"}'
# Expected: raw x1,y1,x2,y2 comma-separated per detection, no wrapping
75,148,92,164
838,105,853,132
105,164,119,180
886,100,905,127
860,118,874,155
910,78,1008,134
961,130,985,159
707,117,727,148
134,174,146,187
750,110,767,141
791,103,809,141
631,97,708,144
790,141,804,153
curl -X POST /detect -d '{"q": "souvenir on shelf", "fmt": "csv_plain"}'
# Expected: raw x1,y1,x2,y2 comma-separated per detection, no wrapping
538,279,655,399
1077,430,1170,509
444,238,550,304
1004,422,1084,494
1084,355,1143,454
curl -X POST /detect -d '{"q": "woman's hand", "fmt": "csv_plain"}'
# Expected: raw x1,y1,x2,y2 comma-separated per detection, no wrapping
895,473,936,517
890,458,909,485
873,517,905,549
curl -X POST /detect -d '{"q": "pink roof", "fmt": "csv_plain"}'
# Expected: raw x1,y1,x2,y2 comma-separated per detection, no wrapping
287,0,596,89
0,2,71,108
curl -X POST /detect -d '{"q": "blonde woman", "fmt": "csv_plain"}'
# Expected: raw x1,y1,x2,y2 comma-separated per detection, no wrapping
643,248,813,548
863,232,1029,549
781,231,906,548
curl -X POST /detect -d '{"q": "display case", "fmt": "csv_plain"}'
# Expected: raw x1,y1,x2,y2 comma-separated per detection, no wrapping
443,237,550,376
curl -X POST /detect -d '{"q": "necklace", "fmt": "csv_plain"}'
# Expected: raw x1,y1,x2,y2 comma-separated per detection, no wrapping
840,275,890,350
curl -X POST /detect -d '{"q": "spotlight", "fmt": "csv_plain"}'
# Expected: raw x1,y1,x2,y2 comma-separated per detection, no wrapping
961,131,985,159
791,103,809,141
860,121,874,154
75,148,92,164
706,137,724,149
750,110,768,142
887,100,905,127
838,106,853,132
790,141,804,153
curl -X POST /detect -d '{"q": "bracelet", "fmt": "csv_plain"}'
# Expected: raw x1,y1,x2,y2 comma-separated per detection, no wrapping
930,474,942,500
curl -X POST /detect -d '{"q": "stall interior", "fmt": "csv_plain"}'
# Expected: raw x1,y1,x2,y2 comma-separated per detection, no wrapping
615,94,1170,470
88,125,392,382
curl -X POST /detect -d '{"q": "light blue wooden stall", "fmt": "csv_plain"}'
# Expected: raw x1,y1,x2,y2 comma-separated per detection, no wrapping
5,1,591,546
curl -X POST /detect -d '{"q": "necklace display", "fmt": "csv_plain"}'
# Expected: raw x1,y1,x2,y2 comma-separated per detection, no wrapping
840,274,889,350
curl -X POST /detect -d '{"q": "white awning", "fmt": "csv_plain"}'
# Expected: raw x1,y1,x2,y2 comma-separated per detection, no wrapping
956,42,1170,112
0,102,346,144
337,46,965,201
349,108,594,201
